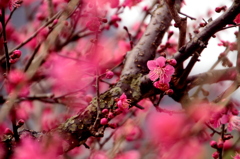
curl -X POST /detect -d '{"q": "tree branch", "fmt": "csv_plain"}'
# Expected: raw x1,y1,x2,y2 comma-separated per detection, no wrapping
174,0,240,68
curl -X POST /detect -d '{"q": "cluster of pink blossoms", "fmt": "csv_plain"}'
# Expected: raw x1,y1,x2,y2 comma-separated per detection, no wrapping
147,56,176,92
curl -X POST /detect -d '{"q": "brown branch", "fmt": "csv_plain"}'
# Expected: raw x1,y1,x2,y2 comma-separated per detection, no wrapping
174,0,240,68
0,0,81,123
46,0,179,152
0,8,10,73
164,0,186,49
187,67,237,88
0,11,62,62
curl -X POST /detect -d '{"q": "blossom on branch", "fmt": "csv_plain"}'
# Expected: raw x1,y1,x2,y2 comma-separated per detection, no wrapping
147,57,175,91
117,93,130,112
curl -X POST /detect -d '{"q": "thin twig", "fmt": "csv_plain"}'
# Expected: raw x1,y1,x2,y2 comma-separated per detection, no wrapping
178,11,196,20
0,11,62,62
1,8,10,73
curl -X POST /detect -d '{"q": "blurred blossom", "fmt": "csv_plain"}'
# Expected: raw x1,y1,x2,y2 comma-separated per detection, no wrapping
115,150,140,159
12,136,63,159
90,151,109,159
114,119,141,141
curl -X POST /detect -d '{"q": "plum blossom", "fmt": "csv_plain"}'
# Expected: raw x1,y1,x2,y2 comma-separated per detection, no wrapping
221,113,240,131
123,0,141,8
147,57,175,90
233,153,240,159
117,93,130,112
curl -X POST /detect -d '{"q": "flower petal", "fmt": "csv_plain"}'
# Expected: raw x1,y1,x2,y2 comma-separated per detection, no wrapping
164,65,175,76
147,60,157,70
155,57,166,67
149,70,159,81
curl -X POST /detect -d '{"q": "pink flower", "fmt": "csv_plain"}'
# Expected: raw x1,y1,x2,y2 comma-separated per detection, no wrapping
90,151,108,159
115,150,140,159
117,93,130,112
114,119,141,141
233,153,240,159
221,113,240,131
147,57,175,83
123,0,141,8
86,17,101,32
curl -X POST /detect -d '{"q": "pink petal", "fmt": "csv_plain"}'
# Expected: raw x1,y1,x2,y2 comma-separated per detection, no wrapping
220,114,229,124
119,93,127,100
147,60,157,70
149,70,159,81
164,65,175,76
155,56,166,67
161,74,172,83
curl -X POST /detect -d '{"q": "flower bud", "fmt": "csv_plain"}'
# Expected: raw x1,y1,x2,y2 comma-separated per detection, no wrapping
218,141,224,148
4,128,13,135
215,7,221,13
13,50,22,58
169,59,177,66
108,112,114,119
105,70,114,79
212,152,219,159
17,119,25,127
210,140,218,148
102,109,109,114
100,118,108,125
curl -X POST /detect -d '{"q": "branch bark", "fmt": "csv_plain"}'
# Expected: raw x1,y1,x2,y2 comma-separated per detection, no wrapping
48,0,181,152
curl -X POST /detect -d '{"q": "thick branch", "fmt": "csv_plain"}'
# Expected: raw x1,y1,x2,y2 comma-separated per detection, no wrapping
51,0,182,151
187,67,237,88
174,0,240,67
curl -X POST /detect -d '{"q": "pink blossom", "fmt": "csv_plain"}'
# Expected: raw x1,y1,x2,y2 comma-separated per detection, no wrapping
123,0,142,8
6,69,29,96
12,137,60,159
86,17,101,32
90,151,109,159
147,57,175,83
221,113,240,131
117,93,130,112
232,153,240,159
114,119,141,141
115,150,140,159
8,69,26,84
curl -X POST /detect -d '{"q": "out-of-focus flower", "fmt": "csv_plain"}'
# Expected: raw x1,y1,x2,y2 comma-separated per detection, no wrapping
221,113,240,131
12,136,62,159
232,152,240,159
123,0,141,8
115,150,140,159
90,151,109,159
86,17,101,32
114,119,141,141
